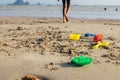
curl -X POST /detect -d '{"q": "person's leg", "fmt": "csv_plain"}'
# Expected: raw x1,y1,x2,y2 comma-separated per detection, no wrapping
66,0,71,14
62,0,67,23
65,0,71,22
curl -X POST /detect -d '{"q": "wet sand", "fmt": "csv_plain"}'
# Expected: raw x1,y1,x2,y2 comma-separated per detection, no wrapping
0,17,120,80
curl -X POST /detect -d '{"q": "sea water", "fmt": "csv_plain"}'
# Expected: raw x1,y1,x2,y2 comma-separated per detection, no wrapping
0,5,120,20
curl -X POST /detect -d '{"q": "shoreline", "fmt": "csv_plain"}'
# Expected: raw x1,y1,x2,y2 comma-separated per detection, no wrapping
1,16,120,25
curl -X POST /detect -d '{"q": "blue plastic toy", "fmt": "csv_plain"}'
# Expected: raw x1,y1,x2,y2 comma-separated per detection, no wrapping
85,33,95,37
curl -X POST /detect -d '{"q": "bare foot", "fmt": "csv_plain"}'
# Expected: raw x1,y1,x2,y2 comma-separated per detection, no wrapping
63,16,66,23
63,20,66,23
66,16,69,22
65,14,69,22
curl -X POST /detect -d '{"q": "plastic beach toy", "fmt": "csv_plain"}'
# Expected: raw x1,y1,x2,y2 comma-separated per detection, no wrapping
70,34,80,41
92,41,110,49
93,34,103,42
85,33,95,37
71,56,93,66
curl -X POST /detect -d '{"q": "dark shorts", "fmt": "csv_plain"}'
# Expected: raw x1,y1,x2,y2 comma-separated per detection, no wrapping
62,0,71,5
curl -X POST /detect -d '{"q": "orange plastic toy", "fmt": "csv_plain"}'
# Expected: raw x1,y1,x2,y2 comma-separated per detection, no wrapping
93,34,103,42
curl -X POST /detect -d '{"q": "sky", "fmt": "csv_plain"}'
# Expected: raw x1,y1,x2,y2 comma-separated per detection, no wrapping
0,0,120,5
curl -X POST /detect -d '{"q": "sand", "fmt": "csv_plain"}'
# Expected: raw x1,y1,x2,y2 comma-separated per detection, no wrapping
0,17,120,80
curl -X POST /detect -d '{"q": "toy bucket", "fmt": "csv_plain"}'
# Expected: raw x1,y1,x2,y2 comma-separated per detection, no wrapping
93,34,103,42
70,34,80,41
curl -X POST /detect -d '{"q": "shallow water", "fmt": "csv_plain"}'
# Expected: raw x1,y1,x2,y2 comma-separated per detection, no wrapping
0,5,120,20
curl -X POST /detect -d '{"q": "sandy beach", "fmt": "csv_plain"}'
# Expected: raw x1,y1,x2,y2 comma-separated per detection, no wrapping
0,17,120,80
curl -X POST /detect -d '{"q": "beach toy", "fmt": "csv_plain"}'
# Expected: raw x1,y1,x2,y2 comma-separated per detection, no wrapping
92,41,110,49
70,34,80,41
85,33,95,37
93,34,103,42
71,56,93,66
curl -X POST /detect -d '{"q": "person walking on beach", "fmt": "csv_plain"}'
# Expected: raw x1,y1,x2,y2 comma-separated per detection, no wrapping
58,0,71,23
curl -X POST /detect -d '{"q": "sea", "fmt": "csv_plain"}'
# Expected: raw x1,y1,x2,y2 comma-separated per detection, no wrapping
0,5,120,20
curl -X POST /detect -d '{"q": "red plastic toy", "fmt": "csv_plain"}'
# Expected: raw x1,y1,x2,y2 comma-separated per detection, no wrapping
93,34,103,42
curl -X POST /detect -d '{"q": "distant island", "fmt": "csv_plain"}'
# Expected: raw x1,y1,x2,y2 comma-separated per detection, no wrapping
8,0,30,5
6,0,59,6
13,0,29,5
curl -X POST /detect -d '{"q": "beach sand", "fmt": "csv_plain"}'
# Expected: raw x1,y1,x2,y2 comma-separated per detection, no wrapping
0,17,120,80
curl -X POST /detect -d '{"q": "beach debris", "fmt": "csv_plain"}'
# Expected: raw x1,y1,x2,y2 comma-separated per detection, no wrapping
17,26,23,30
36,38,44,44
93,34,103,42
70,34,81,41
22,74,40,80
85,33,95,37
71,56,93,66
102,52,120,61
107,36,116,41
46,62,60,71
92,41,110,49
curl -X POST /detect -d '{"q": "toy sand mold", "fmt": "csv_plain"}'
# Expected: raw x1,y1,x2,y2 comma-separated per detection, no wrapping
71,56,93,66
70,34,81,41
